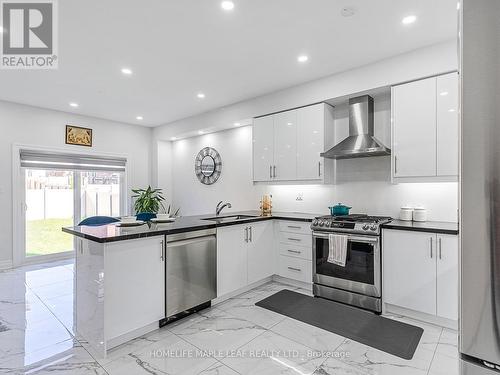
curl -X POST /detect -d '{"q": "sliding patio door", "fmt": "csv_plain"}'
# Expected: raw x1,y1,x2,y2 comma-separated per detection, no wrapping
19,150,127,263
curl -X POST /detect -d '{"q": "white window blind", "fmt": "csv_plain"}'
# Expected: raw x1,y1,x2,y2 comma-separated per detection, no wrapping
20,150,127,172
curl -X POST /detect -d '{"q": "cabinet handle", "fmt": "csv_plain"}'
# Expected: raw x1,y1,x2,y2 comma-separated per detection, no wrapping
288,237,301,242
430,237,433,258
249,227,253,242
288,266,301,272
287,225,301,229
438,237,442,259
160,240,165,261
270,165,272,179
273,166,277,178
244,227,249,243
318,161,321,177
287,249,301,254
394,156,398,175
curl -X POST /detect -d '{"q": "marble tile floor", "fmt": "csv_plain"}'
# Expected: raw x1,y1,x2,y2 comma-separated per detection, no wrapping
0,259,459,374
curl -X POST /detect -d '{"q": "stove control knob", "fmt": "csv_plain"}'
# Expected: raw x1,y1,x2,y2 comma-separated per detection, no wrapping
362,224,369,231
312,219,318,226
370,225,377,231
319,220,325,227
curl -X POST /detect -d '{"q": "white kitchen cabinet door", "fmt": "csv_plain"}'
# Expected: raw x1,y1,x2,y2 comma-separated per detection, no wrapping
253,115,275,181
297,104,324,180
105,237,165,340
437,73,459,176
217,225,248,297
436,234,459,320
273,110,297,181
392,77,437,177
383,230,437,315
247,221,274,284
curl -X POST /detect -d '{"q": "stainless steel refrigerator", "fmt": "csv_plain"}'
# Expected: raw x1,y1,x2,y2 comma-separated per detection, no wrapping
460,0,500,373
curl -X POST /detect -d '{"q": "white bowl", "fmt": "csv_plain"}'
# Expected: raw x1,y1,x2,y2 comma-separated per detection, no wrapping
121,216,136,223
156,214,170,220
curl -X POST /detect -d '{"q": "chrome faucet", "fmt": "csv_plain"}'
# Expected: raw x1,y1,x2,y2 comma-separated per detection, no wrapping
216,201,232,216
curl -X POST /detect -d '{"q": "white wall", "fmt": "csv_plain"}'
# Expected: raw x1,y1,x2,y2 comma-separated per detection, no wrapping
171,126,256,216
158,40,459,223
0,100,152,265
168,126,458,222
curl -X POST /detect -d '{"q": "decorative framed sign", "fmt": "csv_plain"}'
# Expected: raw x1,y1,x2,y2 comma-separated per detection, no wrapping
195,147,222,185
66,125,92,147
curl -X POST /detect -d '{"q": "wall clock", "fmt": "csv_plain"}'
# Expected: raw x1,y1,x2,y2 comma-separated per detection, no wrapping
195,147,222,185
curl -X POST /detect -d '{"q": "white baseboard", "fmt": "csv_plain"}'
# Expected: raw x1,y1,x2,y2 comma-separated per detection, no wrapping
272,275,313,291
212,276,273,305
384,303,458,330
0,260,13,270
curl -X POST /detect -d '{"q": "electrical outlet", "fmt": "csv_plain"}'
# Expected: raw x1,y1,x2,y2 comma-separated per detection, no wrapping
296,193,304,201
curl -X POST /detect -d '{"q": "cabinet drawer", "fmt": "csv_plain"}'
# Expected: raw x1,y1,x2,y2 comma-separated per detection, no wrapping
279,232,312,248
278,255,312,283
279,243,312,260
278,221,312,235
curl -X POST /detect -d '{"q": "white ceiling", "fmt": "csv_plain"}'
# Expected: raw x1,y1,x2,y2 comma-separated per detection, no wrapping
0,0,458,127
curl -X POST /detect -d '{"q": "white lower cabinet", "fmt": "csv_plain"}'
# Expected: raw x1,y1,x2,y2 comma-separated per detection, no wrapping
383,229,458,321
216,224,249,297
436,234,459,320
278,255,312,283
105,237,166,341
276,221,313,284
217,221,274,297
247,222,275,284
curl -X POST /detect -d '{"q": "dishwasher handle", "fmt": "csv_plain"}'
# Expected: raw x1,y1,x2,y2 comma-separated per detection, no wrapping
167,235,216,248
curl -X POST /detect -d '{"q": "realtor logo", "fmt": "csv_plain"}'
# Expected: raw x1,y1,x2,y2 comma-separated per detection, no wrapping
1,0,58,69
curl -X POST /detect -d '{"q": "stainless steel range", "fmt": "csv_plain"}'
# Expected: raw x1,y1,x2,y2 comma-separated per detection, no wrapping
311,214,392,313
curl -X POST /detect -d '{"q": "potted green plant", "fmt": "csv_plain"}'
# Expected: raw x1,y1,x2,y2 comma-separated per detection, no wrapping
132,186,165,221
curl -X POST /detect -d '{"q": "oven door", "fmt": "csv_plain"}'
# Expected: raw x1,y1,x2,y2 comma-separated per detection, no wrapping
312,231,381,298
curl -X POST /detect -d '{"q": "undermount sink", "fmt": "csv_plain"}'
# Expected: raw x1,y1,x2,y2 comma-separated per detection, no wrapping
202,215,259,222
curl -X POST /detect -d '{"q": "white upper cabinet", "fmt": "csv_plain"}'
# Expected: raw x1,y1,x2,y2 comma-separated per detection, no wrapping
391,73,458,181
253,116,275,181
392,77,437,178
252,103,334,183
297,104,325,180
437,73,459,176
273,110,298,181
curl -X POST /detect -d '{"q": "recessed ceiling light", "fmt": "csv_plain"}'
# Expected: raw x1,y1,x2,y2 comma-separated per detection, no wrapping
448,109,456,112
297,55,309,63
136,116,143,120
402,15,417,25
221,1,234,11
440,91,449,96
197,92,206,99
340,6,356,17
69,102,79,108
457,2,460,10
121,68,133,75
198,130,205,135
234,122,241,127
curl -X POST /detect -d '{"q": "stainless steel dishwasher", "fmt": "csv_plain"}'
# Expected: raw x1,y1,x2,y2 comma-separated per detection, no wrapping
164,228,217,321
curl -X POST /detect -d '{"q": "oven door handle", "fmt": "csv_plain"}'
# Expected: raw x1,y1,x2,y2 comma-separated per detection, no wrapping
312,232,379,243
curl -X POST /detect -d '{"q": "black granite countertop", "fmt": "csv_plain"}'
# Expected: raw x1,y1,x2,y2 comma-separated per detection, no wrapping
62,210,319,243
382,219,459,235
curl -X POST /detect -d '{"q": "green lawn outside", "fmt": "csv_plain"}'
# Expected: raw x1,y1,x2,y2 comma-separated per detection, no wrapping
26,218,74,257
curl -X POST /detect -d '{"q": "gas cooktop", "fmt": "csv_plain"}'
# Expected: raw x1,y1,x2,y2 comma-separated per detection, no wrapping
311,214,392,235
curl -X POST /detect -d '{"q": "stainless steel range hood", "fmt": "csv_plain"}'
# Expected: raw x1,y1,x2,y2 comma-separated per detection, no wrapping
321,95,390,159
